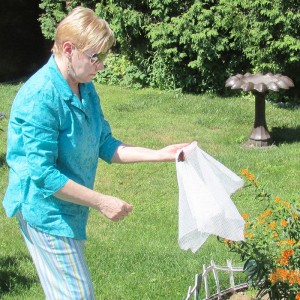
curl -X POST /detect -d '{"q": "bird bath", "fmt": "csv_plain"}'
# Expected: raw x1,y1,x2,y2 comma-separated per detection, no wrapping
225,73,294,147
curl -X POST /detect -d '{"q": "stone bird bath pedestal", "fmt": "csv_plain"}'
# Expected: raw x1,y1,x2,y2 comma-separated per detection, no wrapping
225,73,294,147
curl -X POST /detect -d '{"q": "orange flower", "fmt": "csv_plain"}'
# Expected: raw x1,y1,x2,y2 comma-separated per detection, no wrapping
224,239,233,245
260,209,272,219
282,249,294,258
288,274,296,285
287,270,300,286
277,268,289,280
241,169,248,175
280,220,288,227
278,239,296,246
287,239,296,246
296,294,300,300
275,196,281,203
281,200,291,208
241,213,249,220
265,209,272,216
281,201,291,208
279,257,289,266
278,250,294,266
269,221,276,229
247,173,255,181
258,217,266,224
269,268,290,283
244,231,254,239
269,273,277,284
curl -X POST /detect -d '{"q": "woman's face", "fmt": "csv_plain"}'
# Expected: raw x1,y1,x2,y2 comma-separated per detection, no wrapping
70,47,105,83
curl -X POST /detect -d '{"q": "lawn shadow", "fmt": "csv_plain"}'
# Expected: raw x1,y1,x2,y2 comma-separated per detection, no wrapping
0,255,37,296
0,152,7,167
271,125,300,145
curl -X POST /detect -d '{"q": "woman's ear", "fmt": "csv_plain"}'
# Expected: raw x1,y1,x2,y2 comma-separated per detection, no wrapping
62,41,73,58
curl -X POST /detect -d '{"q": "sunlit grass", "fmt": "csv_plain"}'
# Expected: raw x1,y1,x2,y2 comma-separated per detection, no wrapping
0,82,299,299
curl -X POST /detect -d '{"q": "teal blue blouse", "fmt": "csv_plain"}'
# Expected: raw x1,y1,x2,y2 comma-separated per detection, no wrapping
3,55,122,239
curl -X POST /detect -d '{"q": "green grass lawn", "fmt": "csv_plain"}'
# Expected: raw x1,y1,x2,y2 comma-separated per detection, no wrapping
0,82,299,299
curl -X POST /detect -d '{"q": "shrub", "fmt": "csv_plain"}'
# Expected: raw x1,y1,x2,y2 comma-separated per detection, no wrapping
221,170,300,299
94,54,147,89
39,0,300,100
95,54,128,86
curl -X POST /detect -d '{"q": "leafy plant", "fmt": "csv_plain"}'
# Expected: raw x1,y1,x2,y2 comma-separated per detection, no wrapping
95,54,128,86
221,169,300,299
95,54,148,88
38,0,300,100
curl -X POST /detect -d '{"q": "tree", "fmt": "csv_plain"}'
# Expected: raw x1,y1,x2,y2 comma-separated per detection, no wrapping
38,0,300,100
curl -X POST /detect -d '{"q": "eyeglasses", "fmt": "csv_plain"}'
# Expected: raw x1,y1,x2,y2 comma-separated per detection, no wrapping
84,52,109,64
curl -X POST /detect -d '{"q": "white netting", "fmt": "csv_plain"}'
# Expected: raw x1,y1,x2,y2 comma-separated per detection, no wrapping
176,142,245,253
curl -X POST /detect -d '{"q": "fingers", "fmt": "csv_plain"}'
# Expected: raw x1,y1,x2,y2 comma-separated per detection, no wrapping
110,202,133,222
160,143,191,162
176,143,191,149
98,196,133,222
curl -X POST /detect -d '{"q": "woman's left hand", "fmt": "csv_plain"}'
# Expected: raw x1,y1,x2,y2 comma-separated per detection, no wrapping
158,143,190,162
112,142,191,163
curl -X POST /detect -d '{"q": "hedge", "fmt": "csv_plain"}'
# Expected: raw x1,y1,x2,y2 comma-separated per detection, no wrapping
39,0,300,101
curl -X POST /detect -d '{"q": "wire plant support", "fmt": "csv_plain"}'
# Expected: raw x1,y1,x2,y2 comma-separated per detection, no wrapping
183,260,248,300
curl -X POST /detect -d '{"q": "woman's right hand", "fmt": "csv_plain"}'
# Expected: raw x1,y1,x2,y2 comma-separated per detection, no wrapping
97,195,133,221
54,179,133,221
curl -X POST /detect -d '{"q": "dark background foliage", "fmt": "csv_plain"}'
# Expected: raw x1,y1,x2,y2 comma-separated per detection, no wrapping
0,0,50,82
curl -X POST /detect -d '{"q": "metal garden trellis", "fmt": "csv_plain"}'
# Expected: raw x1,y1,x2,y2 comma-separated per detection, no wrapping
183,260,248,300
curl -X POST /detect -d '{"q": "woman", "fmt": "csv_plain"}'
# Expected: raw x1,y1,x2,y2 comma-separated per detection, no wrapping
3,6,188,300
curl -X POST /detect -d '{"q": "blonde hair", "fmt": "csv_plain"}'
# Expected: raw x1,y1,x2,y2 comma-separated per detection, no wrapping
52,6,115,55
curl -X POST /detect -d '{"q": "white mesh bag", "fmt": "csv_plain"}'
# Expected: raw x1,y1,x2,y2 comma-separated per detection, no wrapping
176,141,245,253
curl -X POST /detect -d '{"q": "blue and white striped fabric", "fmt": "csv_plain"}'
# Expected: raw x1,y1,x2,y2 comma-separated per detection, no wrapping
17,213,95,299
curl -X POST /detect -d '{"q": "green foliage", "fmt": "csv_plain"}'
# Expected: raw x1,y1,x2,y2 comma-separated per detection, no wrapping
38,0,300,98
95,54,147,89
222,0,300,70
39,0,67,40
218,0,300,102
95,54,128,86
221,169,300,299
39,0,96,39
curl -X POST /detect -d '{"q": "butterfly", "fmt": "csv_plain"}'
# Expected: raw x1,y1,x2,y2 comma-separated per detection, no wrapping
177,151,185,162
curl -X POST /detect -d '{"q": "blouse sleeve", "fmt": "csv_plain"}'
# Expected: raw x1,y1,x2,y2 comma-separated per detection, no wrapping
96,93,122,163
21,91,69,198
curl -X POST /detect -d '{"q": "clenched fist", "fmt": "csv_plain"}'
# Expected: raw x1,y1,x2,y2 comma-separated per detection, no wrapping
97,195,133,221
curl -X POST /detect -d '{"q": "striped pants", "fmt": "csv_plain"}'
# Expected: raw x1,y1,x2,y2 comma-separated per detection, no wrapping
17,213,95,300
